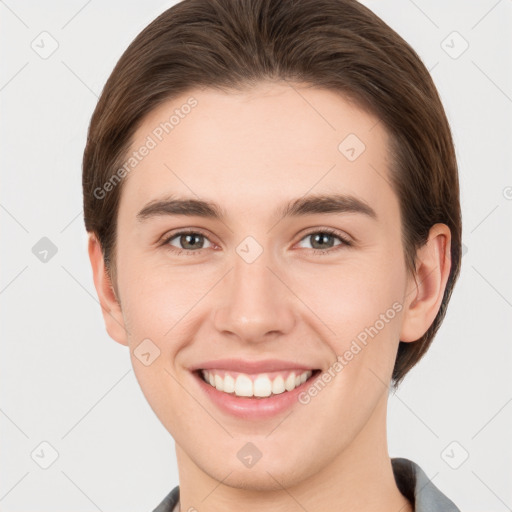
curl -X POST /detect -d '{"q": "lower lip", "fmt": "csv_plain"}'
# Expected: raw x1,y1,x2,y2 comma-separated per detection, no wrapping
192,370,321,420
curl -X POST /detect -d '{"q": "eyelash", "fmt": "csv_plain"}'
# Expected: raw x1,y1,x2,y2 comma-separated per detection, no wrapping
159,227,352,256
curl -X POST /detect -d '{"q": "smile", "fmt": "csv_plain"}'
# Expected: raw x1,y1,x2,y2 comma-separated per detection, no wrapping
199,369,319,398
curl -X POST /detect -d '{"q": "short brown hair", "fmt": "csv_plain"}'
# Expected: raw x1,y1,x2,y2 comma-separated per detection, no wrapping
82,0,462,388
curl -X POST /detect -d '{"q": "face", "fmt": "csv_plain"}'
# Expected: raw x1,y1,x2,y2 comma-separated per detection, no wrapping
90,82,438,491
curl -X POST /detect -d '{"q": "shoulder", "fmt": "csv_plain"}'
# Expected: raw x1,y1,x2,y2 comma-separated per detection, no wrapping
391,457,461,511
152,484,179,512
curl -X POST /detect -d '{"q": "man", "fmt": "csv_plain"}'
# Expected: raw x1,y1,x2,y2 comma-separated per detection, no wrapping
83,1,462,510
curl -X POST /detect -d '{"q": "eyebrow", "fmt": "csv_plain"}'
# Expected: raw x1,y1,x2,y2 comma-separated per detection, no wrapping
136,193,378,223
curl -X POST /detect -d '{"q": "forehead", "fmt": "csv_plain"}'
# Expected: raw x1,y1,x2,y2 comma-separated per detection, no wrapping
118,82,396,224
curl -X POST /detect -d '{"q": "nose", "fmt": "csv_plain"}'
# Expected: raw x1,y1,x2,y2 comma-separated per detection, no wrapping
213,249,296,344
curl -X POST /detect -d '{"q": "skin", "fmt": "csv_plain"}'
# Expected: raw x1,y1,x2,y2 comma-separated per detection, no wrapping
88,81,451,512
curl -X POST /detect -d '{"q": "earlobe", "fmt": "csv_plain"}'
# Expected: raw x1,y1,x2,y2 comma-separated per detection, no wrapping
87,233,129,346
399,223,452,343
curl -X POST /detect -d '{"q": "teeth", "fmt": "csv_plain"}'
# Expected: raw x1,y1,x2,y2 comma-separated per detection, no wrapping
235,374,253,397
285,373,296,391
253,375,272,397
272,375,285,395
201,369,314,398
223,374,235,393
214,374,223,391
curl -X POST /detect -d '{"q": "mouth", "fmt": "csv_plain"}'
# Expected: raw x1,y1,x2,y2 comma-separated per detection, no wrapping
194,368,322,399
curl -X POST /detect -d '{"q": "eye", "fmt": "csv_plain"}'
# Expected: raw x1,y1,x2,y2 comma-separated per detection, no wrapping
296,228,352,254
161,229,214,255
160,227,352,256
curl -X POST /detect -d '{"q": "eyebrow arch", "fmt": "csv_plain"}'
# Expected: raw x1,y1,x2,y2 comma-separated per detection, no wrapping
136,193,378,223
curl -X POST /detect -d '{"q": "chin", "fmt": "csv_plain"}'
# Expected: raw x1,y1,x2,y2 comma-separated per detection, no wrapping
203,455,312,493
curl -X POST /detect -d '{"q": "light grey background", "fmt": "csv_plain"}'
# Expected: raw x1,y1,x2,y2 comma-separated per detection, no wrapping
1,1,511,511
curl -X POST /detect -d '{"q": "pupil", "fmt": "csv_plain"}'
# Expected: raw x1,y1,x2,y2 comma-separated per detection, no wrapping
182,234,202,249
312,233,333,249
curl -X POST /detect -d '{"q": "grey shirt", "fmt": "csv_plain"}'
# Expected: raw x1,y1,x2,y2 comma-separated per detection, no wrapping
152,457,461,511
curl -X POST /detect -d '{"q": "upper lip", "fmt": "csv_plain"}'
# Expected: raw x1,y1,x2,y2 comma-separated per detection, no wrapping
190,358,318,374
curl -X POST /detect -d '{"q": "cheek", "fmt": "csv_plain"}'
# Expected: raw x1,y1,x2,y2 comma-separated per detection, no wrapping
119,264,197,417
291,257,406,386
118,253,202,337
294,257,403,332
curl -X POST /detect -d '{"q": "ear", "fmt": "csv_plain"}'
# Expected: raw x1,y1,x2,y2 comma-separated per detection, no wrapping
87,232,129,346
400,223,452,343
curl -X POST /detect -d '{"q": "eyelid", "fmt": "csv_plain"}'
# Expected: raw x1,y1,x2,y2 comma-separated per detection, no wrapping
298,227,352,245
159,227,214,243
294,228,353,255
159,227,216,250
